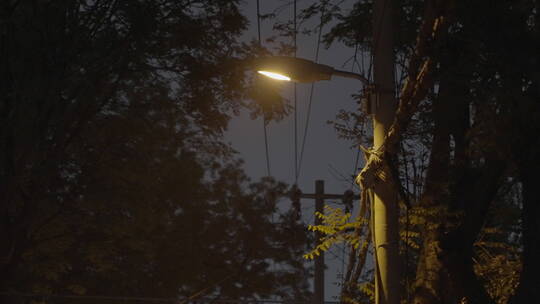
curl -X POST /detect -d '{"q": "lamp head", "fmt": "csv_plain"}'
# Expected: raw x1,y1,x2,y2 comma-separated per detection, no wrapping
255,56,334,83
257,71,291,81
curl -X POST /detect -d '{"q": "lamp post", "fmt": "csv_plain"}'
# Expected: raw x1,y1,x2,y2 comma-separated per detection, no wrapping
255,54,399,304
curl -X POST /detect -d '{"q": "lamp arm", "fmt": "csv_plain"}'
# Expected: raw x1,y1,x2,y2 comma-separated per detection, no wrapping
332,69,369,85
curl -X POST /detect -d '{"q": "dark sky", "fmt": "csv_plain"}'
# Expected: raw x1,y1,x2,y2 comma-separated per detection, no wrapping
225,1,371,300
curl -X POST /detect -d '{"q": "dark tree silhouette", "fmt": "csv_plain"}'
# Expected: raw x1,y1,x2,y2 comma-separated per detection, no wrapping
292,0,539,303
1,0,308,302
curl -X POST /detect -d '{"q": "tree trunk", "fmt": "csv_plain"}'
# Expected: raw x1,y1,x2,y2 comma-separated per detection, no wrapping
412,70,502,303
443,161,504,304
411,77,452,304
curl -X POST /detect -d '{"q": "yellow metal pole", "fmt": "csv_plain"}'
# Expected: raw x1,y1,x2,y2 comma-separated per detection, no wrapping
372,0,400,303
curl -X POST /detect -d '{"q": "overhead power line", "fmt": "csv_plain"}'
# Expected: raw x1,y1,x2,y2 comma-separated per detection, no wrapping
293,0,298,184
257,0,271,177
297,2,326,181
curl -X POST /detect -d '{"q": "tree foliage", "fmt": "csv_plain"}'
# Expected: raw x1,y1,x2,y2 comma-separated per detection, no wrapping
1,0,308,302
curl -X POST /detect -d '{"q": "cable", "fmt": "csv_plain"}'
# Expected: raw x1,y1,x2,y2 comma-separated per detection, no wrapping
297,2,326,180
289,3,303,283
327,247,347,265
344,46,362,292
350,149,361,188
257,0,277,280
348,42,362,190
346,41,363,278
263,120,271,176
256,0,261,45
293,0,298,184
257,0,271,177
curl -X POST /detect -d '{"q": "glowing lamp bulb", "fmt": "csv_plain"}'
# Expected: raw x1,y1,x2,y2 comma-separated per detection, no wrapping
257,71,291,81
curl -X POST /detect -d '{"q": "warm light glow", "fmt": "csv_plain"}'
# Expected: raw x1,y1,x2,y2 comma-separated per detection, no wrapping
257,71,291,81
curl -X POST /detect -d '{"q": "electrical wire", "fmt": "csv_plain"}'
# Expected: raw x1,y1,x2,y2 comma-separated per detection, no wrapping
293,0,298,184
345,42,362,281
257,0,271,177
263,120,271,176
348,42,362,191
342,41,368,287
257,0,280,281
326,247,347,265
257,0,261,45
297,2,326,180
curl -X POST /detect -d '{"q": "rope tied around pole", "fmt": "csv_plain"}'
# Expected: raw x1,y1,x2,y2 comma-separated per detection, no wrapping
355,146,391,190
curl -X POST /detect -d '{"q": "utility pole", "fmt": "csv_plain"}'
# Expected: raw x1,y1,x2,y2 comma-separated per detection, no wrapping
371,0,400,303
293,180,360,304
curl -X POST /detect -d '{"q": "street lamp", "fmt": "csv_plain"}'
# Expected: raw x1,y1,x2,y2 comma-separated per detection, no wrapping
255,56,369,85
253,55,399,304
255,55,371,304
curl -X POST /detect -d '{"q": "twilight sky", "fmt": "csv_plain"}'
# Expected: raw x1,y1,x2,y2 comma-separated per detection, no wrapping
225,0,372,301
